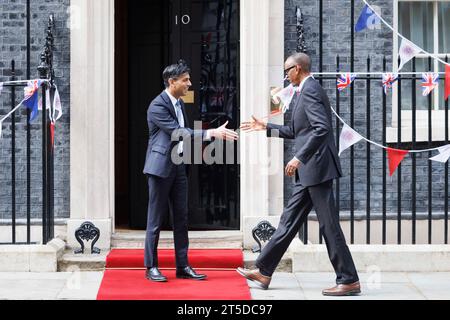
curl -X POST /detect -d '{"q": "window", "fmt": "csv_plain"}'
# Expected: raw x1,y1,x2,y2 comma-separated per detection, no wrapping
389,0,450,142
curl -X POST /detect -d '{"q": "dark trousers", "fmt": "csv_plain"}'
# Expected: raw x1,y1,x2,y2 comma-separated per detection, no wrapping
256,179,359,285
144,164,189,268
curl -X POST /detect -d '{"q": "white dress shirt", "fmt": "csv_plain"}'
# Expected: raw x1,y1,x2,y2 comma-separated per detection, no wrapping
165,90,212,150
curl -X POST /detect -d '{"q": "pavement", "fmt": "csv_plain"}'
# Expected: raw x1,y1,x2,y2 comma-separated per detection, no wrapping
0,271,449,300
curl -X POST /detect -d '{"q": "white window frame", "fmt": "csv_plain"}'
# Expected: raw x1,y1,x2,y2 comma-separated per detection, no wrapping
388,0,450,143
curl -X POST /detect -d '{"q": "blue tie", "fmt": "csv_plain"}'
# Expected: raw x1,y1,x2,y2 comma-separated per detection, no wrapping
175,101,184,154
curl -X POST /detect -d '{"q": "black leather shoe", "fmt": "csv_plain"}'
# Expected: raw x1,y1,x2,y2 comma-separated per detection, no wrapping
146,267,168,282
176,266,207,280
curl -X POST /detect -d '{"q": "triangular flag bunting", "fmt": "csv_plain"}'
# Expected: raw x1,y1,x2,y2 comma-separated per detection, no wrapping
53,87,62,122
387,148,409,176
355,4,381,32
421,73,439,96
382,73,398,94
50,122,55,149
445,64,450,101
337,73,357,91
339,124,363,156
38,87,51,111
272,84,297,113
430,144,450,163
398,38,422,71
23,80,43,122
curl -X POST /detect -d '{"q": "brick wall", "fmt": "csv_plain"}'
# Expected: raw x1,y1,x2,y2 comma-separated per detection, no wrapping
0,0,70,220
284,0,448,214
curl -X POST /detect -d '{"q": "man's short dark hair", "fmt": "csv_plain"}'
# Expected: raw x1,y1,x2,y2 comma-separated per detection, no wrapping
163,60,191,88
289,53,311,73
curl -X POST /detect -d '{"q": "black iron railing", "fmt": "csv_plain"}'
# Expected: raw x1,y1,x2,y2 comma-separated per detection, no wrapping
0,14,55,245
293,1,449,245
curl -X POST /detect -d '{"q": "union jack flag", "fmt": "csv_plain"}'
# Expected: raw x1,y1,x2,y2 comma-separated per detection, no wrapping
421,73,439,96
23,80,44,122
337,73,356,91
382,73,398,94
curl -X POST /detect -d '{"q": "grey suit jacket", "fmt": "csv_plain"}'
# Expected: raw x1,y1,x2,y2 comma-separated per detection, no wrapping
143,91,205,178
267,77,343,187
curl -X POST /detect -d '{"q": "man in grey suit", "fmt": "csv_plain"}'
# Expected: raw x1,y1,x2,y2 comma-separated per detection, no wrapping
143,60,238,282
238,53,360,296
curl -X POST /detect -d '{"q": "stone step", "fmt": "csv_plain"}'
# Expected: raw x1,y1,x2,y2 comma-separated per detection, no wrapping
111,230,243,249
290,239,450,272
58,250,108,272
244,250,292,273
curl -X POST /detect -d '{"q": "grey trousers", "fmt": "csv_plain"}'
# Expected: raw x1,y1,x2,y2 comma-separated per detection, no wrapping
256,180,359,285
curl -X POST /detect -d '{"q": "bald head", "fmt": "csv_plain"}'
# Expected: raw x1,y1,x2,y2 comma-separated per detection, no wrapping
287,53,311,73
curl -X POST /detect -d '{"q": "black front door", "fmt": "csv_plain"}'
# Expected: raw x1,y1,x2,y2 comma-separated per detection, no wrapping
120,0,240,230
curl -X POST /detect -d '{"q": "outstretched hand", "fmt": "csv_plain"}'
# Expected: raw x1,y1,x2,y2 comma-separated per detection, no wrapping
211,121,239,141
240,116,268,133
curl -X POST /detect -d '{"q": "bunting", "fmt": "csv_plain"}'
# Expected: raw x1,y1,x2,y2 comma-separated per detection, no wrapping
421,73,439,96
339,124,364,156
53,87,62,122
445,65,450,101
430,145,450,164
337,73,356,91
387,148,409,176
50,122,55,148
272,84,298,113
22,80,44,122
382,73,398,94
355,4,381,32
398,38,422,71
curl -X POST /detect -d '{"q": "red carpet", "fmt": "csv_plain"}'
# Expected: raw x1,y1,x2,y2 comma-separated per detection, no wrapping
97,249,251,300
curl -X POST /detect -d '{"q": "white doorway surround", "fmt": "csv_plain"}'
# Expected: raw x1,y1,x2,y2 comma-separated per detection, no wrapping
68,0,285,250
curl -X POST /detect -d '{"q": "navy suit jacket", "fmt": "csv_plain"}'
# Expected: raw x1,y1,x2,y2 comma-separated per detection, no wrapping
267,77,343,187
143,91,205,178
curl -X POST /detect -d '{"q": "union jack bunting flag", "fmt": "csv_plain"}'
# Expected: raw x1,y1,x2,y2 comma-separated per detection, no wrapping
382,73,398,94
421,73,439,96
337,73,356,91
23,79,44,122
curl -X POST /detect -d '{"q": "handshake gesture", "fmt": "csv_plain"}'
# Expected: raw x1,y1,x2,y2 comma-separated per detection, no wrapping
240,114,301,176
210,121,239,141
240,116,268,132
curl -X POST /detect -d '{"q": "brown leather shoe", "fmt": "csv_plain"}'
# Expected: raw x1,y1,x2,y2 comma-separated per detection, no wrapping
236,267,271,290
322,281,361,296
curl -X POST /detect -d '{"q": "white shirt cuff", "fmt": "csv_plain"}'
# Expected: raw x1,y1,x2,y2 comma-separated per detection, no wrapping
205,130,213,141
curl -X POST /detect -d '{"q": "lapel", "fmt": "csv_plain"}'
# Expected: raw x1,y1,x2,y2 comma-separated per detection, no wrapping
160,91,178,121
292,77,314,130
180,99,189,125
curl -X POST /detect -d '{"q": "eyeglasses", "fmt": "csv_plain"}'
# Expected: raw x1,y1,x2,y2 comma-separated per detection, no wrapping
284,65,296,77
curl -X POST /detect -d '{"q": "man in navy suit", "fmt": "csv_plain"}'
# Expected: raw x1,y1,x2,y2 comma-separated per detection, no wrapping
143,60,238,282
238,53,360,296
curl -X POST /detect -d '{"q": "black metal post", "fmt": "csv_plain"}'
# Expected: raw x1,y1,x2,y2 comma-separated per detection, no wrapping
427,57,433,244
318,0,323,245
411,58,417,244
397,57,402,245
445,55,449,245
350,0,355,244
11,60,16,244
382,56,387,245
26,0,32,244
366,56,371,244
336,55,341,221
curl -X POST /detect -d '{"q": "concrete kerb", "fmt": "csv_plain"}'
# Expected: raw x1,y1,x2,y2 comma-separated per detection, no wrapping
0,237,66,272
291,238,450,272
